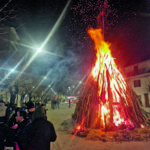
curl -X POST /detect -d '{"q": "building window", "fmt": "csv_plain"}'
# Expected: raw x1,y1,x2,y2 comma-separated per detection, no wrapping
134,80,141,87
144,93,150,107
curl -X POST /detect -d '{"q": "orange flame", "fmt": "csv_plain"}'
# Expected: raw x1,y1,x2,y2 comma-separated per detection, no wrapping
75,125,81,130
88,28,133,128
140,124,145,129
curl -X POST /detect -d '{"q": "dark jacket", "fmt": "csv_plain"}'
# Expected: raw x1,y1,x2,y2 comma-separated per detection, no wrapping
24,118,57,150
8,113,17,127
15,119,30,150
0,122,15,150
27,111,34,123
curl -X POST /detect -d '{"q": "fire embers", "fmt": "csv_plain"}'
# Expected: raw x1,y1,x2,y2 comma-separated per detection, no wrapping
72,125,89,137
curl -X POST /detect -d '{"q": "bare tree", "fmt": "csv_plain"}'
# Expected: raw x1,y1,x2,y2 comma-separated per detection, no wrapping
0,0,16,23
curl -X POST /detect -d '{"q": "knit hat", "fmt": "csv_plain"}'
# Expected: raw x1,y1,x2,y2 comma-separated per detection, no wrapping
26,101,34,109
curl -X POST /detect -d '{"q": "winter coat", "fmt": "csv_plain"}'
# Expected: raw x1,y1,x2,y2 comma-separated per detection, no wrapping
23,118,57,150
15,119,30,150
0,122,15,150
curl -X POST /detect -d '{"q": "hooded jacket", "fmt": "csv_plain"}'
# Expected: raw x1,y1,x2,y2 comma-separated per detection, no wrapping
21,118,57,150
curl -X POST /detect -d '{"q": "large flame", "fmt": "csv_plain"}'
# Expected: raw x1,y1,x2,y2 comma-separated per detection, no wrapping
88,28,134,128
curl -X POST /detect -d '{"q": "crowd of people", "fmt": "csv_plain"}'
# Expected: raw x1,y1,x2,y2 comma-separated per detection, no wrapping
0,100,57,150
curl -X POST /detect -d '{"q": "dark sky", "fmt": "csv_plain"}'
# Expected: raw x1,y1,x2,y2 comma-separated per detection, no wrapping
0,0,150,93
108,0,150,67
13,0,150,67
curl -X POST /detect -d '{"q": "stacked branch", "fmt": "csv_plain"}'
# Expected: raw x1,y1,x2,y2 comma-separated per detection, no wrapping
73,28,149,131
73,73,148,131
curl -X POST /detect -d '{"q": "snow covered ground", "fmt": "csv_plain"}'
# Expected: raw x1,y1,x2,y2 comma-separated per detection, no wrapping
46,102,150,150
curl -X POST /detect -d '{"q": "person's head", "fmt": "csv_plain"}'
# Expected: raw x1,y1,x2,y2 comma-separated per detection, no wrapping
0,100,5,107
35,102,40,108
26,101,35,112
41,103,46,109
22,103,26,107
16,110,27,123
15,107,20,115
32,106,46,122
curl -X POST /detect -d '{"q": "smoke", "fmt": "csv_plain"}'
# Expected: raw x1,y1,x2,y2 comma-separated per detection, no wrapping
28,46,83,94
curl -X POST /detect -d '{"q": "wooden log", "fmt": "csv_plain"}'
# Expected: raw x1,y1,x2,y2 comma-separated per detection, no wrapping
106,69,114,129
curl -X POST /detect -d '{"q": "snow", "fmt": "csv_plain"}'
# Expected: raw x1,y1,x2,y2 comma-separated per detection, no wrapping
46,102,150,150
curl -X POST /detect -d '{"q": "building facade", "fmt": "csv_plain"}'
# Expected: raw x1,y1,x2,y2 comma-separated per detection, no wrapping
123,59,150,112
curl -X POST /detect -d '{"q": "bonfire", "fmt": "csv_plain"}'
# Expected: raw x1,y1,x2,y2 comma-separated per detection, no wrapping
73,28,147,132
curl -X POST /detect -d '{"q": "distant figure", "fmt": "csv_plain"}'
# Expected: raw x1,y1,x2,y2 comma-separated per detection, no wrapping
56,98,60,109
44,98,48,105
51,100,56,109
35,102,40,108
5,103,13,123
41,103,47,120
20,102,27,111
24,106,57,150
0,100,7,122
69,98,71,108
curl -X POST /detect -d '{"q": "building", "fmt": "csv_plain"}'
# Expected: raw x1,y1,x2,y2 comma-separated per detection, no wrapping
123,59,150,112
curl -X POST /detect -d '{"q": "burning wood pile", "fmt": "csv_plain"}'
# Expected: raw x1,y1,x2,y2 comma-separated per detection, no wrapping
73,28,148,132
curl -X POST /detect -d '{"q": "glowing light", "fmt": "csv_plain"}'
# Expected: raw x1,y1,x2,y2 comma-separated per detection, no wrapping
44,76,47,80
11,69,15,72
37,48,43,53
75,125,81,130
140,124,145,129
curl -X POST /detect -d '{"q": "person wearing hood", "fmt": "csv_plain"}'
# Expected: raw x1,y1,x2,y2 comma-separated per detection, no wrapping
23,106,57,150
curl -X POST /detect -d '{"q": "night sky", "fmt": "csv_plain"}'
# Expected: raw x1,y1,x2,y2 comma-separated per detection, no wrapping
0,0,150,93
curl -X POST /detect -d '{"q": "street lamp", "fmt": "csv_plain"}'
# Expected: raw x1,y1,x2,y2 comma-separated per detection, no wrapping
37,47,43,53
10,68,15,73
44,76,47,80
